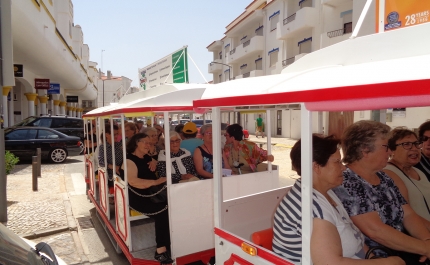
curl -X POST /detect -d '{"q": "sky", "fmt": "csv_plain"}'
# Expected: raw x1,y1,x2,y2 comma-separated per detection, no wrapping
73,0,251,87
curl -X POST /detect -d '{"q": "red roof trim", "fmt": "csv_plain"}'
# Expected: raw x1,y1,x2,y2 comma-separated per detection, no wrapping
194,79,430,108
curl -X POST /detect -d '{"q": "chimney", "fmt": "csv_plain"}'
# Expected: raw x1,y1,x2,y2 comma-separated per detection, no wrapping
107,70,112,80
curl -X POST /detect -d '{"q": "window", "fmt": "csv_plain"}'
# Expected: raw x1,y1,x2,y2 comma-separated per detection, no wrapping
33,118,52,128
255,58,263,70
219,52,222,60
268,48,279,67
299,0,312,8
342,10,353,33
28,129,38,139
224,44,230,58
269,11,280,31
37,129,59,139
6,129,30,140
298,37,312,54
82,100,93,108
52,119,69,128
224,70,230,81
255,25,264,36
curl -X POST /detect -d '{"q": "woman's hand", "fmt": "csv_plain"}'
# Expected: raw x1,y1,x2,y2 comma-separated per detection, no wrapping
148,159,157,172
181,174,195,180
267,154,274,162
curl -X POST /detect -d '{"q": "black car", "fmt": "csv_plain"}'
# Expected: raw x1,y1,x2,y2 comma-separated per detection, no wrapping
14,115,84,140
5,127,82,163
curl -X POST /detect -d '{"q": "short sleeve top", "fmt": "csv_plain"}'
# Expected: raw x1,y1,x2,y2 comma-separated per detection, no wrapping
333,168,407,248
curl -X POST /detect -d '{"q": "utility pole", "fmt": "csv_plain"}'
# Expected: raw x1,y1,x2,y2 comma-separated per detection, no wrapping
0,0,6,222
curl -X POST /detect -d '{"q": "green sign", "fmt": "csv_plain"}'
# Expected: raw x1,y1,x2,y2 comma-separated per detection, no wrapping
172,48,188,83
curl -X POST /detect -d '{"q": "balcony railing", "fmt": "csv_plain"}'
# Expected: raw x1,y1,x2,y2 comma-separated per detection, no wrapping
282,56,295,67
230,48,236,55
243,72,251,78
327,28,345,38
243,39,251,48
283,13,296,25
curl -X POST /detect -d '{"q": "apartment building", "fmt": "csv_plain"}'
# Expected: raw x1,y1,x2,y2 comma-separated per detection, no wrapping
208,0,429,138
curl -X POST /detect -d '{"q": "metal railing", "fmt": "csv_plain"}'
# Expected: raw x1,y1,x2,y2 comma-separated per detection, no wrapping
230,48,236,55
327,28,345,38
282,57,295,67
243,72,251,78
243,40,251,48
284,13,296,25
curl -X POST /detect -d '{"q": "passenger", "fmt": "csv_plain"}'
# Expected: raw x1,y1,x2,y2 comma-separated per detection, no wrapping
123,133,173,264
124,122,137,143
84,120,97,154
141,127,158,171
193,124,214,179
98,125,123,196
273,134,403,264
223,124,274,174
180,122,203,156
383,127,430,222
157,131,198,184
174,124,185,140
334,120,430,264
135,120,144,132
415,120,430,181
154,124,165,151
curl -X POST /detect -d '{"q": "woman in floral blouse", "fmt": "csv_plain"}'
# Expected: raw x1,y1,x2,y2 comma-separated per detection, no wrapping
223,124,274,175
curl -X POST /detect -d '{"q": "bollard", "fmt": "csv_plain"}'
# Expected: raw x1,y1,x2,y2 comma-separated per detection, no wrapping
32,156,38,191
36,148,41,178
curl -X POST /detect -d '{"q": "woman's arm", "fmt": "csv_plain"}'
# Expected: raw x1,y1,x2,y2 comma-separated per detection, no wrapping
182,155,198,179
383,169,410,203
311,218,404,265
127,159,165,189
193,147,213,179
350,211,430,258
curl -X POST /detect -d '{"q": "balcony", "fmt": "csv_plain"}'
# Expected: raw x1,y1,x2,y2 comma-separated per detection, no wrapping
208,59,224,74
321,29,352,48
227,35,264,64
282,53,308,68
322,0,349,7
208,40,223,52
234,70,264,79
276,7,319,40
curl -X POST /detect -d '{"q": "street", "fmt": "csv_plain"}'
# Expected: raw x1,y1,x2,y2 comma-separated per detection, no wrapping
4,135,297,264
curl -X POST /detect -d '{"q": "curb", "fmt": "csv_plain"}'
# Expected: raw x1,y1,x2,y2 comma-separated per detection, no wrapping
21,226,70,240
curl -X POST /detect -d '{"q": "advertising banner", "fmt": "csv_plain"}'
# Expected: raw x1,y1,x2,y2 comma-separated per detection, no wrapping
138,46,188,90
377,0,430,31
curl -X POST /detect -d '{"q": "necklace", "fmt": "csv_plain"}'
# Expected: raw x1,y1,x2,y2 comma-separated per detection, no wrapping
232,145,241,167
204,144,212,155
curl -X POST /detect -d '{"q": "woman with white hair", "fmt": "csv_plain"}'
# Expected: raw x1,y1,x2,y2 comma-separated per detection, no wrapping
157,131,198,184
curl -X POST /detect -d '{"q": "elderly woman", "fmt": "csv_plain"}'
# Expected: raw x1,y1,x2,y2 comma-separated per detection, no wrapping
193,124,214,179
124,122,137,143
157,131,198,184
415,120,430,181
383,127,430,222
334,120,430,264
273,134,403,265
123,133,172,264
223,124,274,174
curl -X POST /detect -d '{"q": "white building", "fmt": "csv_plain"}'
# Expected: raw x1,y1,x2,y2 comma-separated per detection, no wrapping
96,71,132,107
207,0,429,138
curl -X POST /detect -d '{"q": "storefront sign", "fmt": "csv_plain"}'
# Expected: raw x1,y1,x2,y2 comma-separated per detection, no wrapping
377,0,430,31
48,83,60,94
35,78,50,89
14,64,23,77
67,96,79,103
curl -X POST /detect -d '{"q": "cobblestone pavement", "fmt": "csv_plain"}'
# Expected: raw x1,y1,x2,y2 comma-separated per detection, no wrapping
6,163,69,236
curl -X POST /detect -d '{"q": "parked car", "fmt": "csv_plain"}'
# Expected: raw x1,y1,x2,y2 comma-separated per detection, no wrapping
0,222,66,264
5,127,82,163
14,115,84,140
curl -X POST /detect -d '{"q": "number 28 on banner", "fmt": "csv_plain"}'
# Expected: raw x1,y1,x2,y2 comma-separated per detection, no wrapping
377,0,430,31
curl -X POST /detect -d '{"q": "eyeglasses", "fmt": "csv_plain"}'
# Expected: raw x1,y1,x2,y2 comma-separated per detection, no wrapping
170,139,181,144
381,144,390,152
224,133,230,137
138,140,150,145
395,141,423,150
421,136,430,142
205,132,213,136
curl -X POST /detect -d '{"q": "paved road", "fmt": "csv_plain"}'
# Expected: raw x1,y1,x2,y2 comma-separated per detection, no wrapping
3,135,298,264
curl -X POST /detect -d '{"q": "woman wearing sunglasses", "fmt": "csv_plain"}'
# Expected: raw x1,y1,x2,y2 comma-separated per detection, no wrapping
415,121,430,182
383,127,430,222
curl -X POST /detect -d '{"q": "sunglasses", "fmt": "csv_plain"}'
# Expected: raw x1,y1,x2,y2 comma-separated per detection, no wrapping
421,136,430,142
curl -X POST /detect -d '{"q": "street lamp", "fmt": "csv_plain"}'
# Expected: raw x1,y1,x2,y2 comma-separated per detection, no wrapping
210,61,232,81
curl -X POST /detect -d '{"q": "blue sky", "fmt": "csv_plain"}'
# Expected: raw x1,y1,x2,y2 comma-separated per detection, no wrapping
73,1,251,87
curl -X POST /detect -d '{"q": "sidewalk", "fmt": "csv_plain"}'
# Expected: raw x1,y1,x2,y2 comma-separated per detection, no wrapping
4,160,88,265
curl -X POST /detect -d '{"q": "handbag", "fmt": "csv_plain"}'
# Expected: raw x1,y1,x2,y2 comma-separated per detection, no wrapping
365,246,396,259
148,183,167,203
366,245,430,265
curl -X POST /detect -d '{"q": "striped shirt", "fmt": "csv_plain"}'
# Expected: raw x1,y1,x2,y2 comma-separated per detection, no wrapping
272,179,364,264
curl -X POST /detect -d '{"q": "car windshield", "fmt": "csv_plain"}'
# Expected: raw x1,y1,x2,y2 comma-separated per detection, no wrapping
14,116,37,126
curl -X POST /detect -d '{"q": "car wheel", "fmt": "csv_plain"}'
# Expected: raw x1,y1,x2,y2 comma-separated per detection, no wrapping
49,148,67,163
